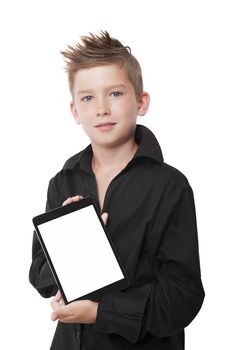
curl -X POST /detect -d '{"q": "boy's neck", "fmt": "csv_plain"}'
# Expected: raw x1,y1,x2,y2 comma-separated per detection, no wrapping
91,139,138,174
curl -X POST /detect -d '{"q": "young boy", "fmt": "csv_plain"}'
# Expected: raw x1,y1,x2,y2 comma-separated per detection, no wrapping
29,31,204,350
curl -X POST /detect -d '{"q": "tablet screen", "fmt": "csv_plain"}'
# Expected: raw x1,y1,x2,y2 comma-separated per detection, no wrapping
36,202,125,303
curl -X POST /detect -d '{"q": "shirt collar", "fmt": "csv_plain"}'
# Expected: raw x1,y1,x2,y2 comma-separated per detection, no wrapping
63,124,163,171
134,124,163,163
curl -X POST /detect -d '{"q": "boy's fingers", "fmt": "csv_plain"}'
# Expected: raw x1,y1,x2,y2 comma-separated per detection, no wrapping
62,195,83,206
62,197,72,206
51,304,70,322
51,291,65,311
101,212,108,225
71,195,83,202
51,308,67,322
51,311,58,321
54,290,63,302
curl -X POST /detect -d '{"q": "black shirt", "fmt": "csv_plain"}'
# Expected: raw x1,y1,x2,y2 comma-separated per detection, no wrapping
29,125,204,350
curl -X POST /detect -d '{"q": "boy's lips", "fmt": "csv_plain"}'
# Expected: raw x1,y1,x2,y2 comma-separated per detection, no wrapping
95,122,117,131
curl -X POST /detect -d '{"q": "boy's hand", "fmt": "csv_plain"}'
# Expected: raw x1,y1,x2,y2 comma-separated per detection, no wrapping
62,195,108,225
51,291,98,324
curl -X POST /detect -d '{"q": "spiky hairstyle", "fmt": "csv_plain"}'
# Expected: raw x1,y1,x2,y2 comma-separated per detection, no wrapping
61,31,143,99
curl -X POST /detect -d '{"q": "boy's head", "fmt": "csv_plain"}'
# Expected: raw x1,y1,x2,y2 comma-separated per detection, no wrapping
61,31,143,100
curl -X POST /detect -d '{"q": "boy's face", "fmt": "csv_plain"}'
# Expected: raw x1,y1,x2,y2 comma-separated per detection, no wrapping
71,64,149,148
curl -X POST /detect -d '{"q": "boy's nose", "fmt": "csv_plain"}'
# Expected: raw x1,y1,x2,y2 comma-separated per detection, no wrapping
96,99,111,117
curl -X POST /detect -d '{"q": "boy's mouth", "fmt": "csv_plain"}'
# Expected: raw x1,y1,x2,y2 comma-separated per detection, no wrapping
95,122,117,131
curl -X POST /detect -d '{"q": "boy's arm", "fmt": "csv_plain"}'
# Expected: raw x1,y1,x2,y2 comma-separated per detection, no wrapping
94,180,205,343
29,178,59,298
29,230,57,298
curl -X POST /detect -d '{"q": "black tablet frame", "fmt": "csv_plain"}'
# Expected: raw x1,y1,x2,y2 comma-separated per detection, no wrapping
32,197,130,304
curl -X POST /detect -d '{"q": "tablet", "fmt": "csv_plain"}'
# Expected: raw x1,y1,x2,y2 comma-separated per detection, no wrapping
32,197,129,304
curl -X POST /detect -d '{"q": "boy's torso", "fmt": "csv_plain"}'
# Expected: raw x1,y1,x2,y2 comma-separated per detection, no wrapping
45,125,189,349
49,153,185,349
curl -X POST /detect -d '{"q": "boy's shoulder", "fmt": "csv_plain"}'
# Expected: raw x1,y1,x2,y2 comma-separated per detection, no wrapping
60,144,92,171
145,157,192,194
160,161,190,185
48,147,89,185
62,149,85,170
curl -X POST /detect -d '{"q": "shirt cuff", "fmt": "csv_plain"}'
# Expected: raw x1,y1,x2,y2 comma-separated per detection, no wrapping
94,284,151,343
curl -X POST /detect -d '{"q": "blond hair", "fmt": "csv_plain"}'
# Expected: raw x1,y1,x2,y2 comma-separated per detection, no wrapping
61,31,143,99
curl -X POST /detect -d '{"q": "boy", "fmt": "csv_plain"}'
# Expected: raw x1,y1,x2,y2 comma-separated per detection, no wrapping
29,31,204,350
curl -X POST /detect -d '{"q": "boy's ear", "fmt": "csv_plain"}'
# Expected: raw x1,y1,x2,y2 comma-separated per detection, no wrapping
137,92,150,116
70,100,81,124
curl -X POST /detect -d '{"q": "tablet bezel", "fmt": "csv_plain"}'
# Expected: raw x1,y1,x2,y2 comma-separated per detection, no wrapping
32,197,130,304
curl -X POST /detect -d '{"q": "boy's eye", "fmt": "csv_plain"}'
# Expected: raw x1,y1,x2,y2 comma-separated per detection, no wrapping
81,96,93,102
110,91,123,97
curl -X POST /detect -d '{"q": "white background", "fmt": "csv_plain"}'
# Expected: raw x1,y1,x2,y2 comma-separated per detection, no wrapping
0,0,232,348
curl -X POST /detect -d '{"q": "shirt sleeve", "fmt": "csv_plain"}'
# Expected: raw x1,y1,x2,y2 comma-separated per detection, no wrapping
29,177,59,298
94,179,205,343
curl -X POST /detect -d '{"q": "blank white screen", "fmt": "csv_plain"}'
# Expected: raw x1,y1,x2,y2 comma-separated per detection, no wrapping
38,205,124,302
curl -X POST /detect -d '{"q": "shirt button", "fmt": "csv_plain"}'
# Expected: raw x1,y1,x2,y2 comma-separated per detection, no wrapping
77,331,80,339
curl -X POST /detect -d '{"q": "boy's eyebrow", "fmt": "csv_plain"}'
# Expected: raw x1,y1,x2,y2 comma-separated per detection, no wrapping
76,84,127,95
77,90,93,96
106,84,127,90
